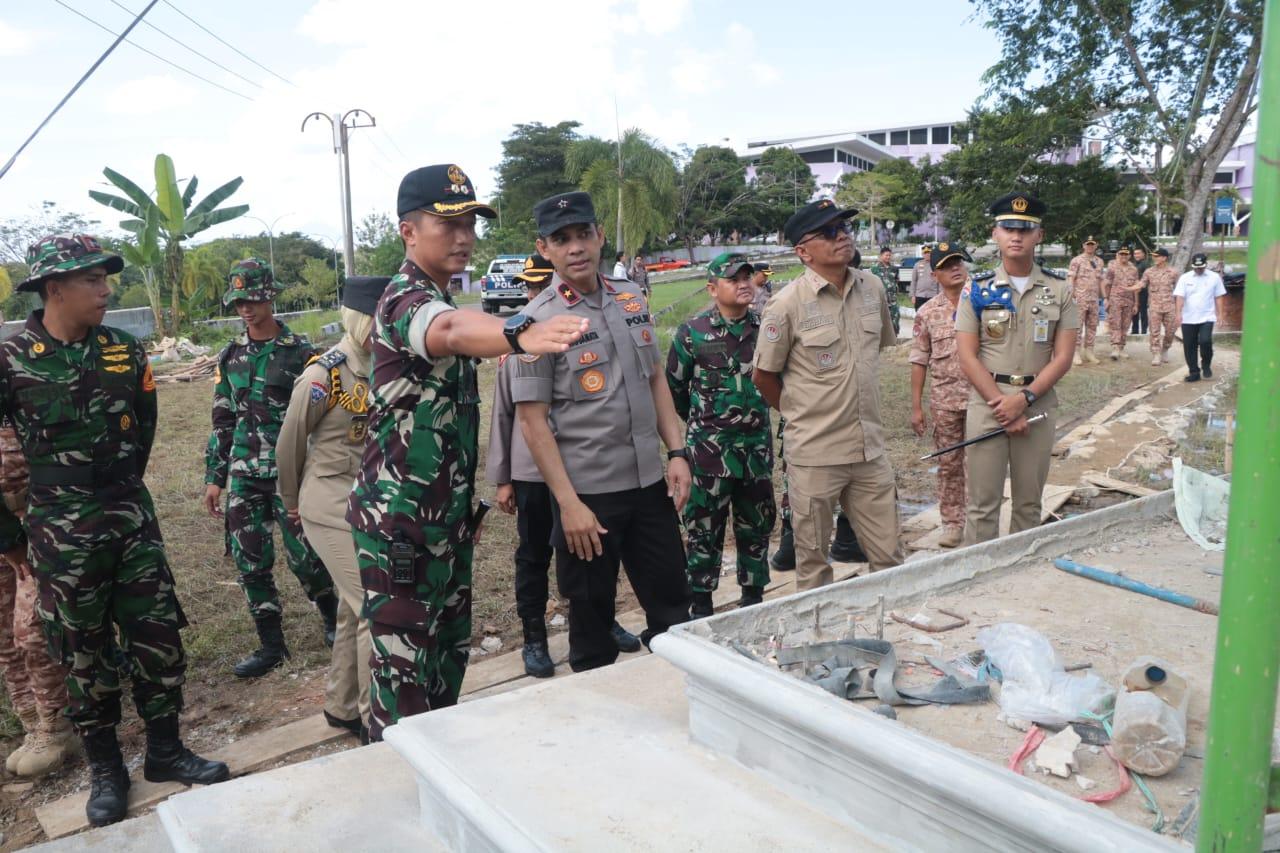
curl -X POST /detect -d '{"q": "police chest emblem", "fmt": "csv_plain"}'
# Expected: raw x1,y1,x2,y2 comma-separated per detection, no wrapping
641,328,652,343
816,351,836,371
578,351,599,366
579,368,606,393
623,301,643,313
347,416,368,444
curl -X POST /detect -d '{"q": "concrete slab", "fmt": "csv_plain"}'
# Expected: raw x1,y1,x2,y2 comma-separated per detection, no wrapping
155,742,435,853
386,654,887,852
25,813,172,853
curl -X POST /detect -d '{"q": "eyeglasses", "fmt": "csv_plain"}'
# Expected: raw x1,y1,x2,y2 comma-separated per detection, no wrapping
798,220,852,246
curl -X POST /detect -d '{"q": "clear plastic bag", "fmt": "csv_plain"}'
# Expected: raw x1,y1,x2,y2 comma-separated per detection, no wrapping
978,623,1116,727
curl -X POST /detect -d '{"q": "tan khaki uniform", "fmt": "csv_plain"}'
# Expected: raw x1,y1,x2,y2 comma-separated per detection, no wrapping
955,266,1079,544
1143,265,1179,354
1067,253,1104,351
1103,260,1140,350
908,292,970,530
754,266,903,590
277,336,371,723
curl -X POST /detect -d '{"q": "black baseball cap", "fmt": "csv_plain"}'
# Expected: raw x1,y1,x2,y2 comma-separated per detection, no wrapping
534,192,597,236
1191,252,1208,268
397,164,496,219
341,276,392,315
783,198,857,246
1154,248,1170,258
930,242,973,270
989,192,1046,230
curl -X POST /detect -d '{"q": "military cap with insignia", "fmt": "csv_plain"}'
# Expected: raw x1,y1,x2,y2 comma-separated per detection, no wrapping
1116,245,1131,256
514,252,554,286
1154,247,1170,258
707,252,753,280
341,275,392,316
1083,235,1098,246
929,241,973,270
222,257,281,305
783,198,858,246
755,261,774,277
19,233,124,292
988,192,1046,229
533,191,597,236
397,164,497,219
1191,252,1208,268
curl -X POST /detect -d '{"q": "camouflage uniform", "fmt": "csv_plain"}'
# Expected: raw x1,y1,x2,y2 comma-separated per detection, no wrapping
348,258,478,741
869,261,900,336
1103,260,1140,350
0,239,188,732
205,261,332,620
1143,265,1180,355
1067,253,1104,351
0,425,70,734
908,294,970,530
666,308,775,594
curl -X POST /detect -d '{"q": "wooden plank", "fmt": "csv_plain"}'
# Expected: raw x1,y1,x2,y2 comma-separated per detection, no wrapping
1082,471,1158,497
36,714,347,840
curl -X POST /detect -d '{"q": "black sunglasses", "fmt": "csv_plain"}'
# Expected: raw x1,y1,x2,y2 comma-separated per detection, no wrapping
798,220,852,246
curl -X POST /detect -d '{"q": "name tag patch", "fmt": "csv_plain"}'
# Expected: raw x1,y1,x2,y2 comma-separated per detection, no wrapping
1033,318,1050,342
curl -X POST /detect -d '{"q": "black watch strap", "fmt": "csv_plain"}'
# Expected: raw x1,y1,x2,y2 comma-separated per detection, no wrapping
667,448,688,460
1021,388,1038,405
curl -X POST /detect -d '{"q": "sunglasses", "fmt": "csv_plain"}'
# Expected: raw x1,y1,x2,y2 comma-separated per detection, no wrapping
798,220,852,246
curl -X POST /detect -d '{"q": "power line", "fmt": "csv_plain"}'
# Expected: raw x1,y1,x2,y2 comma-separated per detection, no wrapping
0,0,161,183
163,0,294,86
107,0,262,89
53,0,253,101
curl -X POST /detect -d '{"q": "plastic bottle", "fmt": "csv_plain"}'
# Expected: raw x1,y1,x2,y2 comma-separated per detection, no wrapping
1111,656,1190,777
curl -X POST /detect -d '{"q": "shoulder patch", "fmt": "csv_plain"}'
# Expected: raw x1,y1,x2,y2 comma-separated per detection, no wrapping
312,349,347,370
308,382,329,405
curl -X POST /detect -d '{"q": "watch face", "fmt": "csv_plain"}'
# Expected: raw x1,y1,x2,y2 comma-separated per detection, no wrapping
504,313,529,332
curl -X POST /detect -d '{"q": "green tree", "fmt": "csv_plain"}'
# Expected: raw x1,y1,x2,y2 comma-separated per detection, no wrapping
673,145,754,259
565,129,677,256
354,212,404,276
972,0,1262,267
0,202,101,265
179,245,227,317
835,171,909,238
495,121,582,224
89,153,248,334
751,147,817,238
870,157,930,234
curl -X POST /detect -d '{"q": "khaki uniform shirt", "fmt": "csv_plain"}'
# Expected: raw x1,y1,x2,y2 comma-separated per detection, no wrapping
1067,253,1105,302
511,274,664,494
277,336,371,529
1104,260,1140,307
486,354,542,485
911,260,939,300
908,292,969,412
955,265,1080,407
1143,265,1179,313
753,266,897,465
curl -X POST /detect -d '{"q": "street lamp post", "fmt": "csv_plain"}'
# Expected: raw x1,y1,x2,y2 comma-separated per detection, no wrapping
244,213,292,271
304,233,341,307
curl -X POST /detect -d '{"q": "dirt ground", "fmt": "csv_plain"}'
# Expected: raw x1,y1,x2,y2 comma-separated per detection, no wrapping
0,314,1238,848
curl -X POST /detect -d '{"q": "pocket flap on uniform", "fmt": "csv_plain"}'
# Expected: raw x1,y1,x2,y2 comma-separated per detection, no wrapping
799,325,839,348
629,325,657,349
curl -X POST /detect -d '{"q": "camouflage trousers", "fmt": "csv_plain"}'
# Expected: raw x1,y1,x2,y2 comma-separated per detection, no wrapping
1108,296,1136,349
226,476,333,619
1149,307,1178,354
28,510,186,732
684,473,775,593
932,408,968,529
1075,296,1100,351
353,529,472,742
0,546,69,721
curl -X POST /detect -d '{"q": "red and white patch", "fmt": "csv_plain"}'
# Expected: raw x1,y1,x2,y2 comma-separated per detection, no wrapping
817,351,835,370
763,322,781,342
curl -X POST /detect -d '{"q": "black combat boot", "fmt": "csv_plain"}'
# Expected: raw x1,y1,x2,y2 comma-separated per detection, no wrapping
83,727,130,827
738,586,764,609
233,613,290,678
829,514,868,563
143,715,230,786
521,617,555,679
769,519,795,571
315,592,339,649
611,621,642,653
690,591,714,619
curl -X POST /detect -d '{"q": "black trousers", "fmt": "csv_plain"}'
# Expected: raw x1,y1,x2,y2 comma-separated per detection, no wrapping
551,481,691,672
1182,322,1215,376
1131,288,1149,334
513,480,554,622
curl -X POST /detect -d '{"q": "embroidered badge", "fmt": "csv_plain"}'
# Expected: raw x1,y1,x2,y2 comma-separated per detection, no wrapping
97,335,108,344
141,364,156,392
764,323,780,342
623,301,642,313
641,328,652,343
347,416,368,443
103,365,131,374
120,414,131,430
579,368,606,393
817,351,836,371
32,342,45,355
578,351,599,366
309,382,328,404
518,353,542,363
615,292,636,302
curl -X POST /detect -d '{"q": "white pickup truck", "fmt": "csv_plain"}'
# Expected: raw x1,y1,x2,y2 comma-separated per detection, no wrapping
480,255,530,314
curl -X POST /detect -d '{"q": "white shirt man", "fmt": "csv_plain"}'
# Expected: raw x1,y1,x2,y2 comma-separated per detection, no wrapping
1172,254,1227,382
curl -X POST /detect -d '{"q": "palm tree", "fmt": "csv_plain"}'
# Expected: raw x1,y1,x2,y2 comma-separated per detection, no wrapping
565,130,677,257
90,153,248,335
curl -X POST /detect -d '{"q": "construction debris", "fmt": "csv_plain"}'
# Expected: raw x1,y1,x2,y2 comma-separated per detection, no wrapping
1034,726,1082,778
154,354,219,383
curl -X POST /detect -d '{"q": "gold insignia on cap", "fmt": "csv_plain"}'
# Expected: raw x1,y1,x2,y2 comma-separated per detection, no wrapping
938,242,949,252
447,165,466,185
1011,197,1029,213
233,275,245,289
32,342,46,355
819,200,832,208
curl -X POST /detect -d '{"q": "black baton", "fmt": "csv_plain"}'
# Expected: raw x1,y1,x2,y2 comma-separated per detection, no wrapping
919,412,1048,460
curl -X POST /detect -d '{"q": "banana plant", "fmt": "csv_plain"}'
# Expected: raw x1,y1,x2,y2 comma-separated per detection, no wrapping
90,153,248,335
115,206,164,332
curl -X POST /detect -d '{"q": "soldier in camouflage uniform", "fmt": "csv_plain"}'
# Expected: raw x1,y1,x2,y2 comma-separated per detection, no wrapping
0,235,227,827
869,246,900,336
667,253,776,617
909,244,974,549
1102,246,1141,359
1067,237,1105,364
0,422,75,777
1142,248,1179,366
348,166,587,741
203,259,337,679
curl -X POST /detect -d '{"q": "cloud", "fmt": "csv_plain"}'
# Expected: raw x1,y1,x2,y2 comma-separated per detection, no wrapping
103,76,199,116
670,54,718,94
0,19,40,57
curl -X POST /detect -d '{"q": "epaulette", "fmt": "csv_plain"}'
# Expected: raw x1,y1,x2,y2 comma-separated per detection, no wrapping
972,270,996,282
1038,263,1067,280
308,349,347,371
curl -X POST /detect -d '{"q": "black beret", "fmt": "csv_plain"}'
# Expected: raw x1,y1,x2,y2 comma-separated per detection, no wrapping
397,164,496,219
783,198,857,246
534,192,597,236
342,276,392,316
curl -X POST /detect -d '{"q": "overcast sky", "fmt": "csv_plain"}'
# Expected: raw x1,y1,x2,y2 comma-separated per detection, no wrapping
0,0,1001,246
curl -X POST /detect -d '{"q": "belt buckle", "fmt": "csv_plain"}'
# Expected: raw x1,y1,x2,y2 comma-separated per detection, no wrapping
1009,375,1026,387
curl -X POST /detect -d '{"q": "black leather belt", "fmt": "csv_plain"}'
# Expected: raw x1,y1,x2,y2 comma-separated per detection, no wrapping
992,373,1036,387
28,460,139,487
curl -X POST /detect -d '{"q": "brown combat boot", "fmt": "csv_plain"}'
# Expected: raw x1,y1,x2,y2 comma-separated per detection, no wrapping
17,713,77,778
937,527,964,549
6,706,39,773
1083,348,1100,364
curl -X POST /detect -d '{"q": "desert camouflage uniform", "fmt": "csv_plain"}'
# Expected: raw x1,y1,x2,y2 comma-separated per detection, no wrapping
0,307,187,732
1104,260,1140,349
1143,265,1180,355
870,261,900,335
666,308,775,594
348,258,478,741
1067,254,1104,351
0,425,69,728
205,308,332,619
908,293,970,529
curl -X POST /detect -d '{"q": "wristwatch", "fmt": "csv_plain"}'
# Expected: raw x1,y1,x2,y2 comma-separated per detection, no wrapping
1021,388,1038,406
503,313,535,354
667,448,689,461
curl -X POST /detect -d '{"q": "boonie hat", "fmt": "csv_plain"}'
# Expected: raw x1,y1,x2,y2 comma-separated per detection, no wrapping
223,257,281,306
397,164,496,220
19,233,124,292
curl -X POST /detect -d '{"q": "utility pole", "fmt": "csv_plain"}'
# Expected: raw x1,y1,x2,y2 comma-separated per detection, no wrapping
244,213,291,272
614,96,624,253
302,109,375,276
